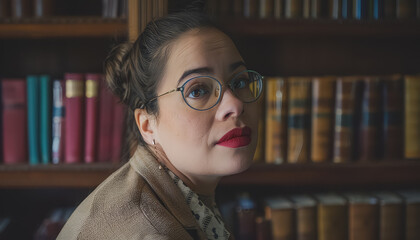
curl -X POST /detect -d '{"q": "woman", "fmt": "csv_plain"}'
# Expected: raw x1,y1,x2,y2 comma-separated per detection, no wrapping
58,11,263,240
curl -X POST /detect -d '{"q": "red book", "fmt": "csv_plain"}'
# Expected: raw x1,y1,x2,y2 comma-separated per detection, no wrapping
97,76,114,162
111,95,125,163
64,73,85,164
83,74,100,163
2,79,27,164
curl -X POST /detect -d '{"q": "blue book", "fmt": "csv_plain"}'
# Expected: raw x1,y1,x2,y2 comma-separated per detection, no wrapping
52,80,65,164
39,75,51,164
342,0,352,19
373,0,384,19
27,75,40,165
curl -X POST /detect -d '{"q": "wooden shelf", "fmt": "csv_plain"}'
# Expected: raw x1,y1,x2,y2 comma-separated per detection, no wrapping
0,17,127,38
220,18,420,38
1,161,420,188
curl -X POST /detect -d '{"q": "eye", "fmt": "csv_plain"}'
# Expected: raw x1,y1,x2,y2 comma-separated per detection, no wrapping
186,84,210,99
231,77,249,90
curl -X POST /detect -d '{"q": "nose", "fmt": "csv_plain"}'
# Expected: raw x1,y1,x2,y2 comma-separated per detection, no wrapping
215,88,244,121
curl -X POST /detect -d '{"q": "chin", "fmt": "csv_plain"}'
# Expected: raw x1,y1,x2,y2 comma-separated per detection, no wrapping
216,152,254,176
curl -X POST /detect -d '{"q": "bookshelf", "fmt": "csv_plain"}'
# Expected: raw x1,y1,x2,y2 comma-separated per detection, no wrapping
1,0,420,238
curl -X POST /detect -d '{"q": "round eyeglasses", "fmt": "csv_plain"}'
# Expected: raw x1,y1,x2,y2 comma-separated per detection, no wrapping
141,70,264,111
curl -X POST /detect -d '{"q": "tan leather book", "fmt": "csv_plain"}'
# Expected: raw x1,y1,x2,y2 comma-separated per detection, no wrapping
314,193,348,240
404,75,420,159
265,197,295,240
358,77,381,162
373,192,404,240
302,0,311,18
287,77,311,163
290,195,317,240
311,77,335,163
380,75,403,160
344,193,379,240
259,0,274,18
398,190,420,240
333,76,359,163
265,77,287,164
285,0,302,18
273,0,284,19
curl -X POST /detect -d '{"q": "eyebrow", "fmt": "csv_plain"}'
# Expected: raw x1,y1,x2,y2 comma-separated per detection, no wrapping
177,61,247,85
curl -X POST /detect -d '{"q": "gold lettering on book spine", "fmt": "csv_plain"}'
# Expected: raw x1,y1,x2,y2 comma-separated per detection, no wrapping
85,80,99,98
66,80,84,98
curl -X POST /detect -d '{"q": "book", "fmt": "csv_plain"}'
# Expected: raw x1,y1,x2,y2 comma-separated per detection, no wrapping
396,0,416,18
285,0,302,18
373,191,404,240
2,79,27,164
358,77,381,161
342,0,353,19
111,95,125,162
26,75,40,165
287,77,311,163
34,0,53,17
265,77,287,164
236,193,257,240
64,73,85,164
232,0,244,17
303,0,311,18
289,194,317,240
97,76,114,162
256,217,273,240
273,0,284,18
311,77,335,163
384,0,397,18
84,73,100,163
333,77,358,163
11,0,32,18
52,80,65,164
329,0,342,18
314,193,348,240
380,75,403,160
264,196,295,240
243,0,258,18
373,0,385,19
259,0,274,18
39,75,51,164
404,75,420,159
0,0,10,18
345,193,379,240
254,81,266,163
398,190,420,240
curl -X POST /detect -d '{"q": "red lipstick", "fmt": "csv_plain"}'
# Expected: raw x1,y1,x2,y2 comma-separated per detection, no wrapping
216,127,252,148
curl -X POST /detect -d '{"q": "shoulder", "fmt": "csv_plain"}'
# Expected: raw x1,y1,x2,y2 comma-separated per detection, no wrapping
57,162,163,240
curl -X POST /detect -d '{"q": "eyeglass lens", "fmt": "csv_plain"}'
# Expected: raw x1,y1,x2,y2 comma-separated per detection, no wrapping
181,71,262,110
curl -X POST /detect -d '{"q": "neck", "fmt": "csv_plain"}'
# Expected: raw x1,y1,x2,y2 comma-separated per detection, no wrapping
152,144,220,196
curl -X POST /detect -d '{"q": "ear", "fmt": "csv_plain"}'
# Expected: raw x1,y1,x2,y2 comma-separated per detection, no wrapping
134,108,157,145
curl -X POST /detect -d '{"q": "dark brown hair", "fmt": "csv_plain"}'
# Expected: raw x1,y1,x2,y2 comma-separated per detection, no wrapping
104,11,215,155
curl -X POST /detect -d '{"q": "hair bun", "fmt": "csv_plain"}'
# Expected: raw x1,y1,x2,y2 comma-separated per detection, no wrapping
104,42,133,104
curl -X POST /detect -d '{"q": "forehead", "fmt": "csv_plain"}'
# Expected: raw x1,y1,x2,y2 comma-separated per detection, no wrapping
165,28,241,73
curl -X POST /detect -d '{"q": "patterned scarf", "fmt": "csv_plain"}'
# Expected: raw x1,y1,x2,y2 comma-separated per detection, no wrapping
167,170,230,240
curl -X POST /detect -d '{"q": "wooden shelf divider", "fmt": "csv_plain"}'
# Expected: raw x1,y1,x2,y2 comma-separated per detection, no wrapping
0,17,127,38
1,160,420,188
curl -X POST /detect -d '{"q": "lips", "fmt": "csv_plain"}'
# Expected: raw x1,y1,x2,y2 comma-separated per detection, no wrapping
216,126,252,148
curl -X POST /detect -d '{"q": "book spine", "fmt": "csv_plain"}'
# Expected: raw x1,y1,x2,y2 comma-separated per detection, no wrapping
303,0,311,18
97,76,114,162
404,199,420,240
84,74,100,163
397,0,416,18
329,0,342,19
27,75,40,165
381,75,403,160
287,78,311,163
404,75,420,159
358,77,381,161
266,206,295,240
64,73,85,164
373,0,384,19
254,86,266,163
236,195,257,240
296,206,317,240
274,0,284,18
2,79,27,164
384,0,397,18
111,95,125,163
317,205,348,240
243,0,258,18
311,77,335,163
39,75,51,164
0,0,11,18
52,80,65,164
342,0,353,19
379,203,404,240
232,0,244,17
11,0,32,18
259,0,274,18
348,203,380,240
286,0,302,18
333,77,356,163
265,78,287,164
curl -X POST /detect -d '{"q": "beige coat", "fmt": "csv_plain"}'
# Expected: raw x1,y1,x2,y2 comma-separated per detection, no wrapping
58,146,215,240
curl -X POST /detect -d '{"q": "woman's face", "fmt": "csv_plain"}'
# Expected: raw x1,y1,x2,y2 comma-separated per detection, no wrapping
153,28,259,180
